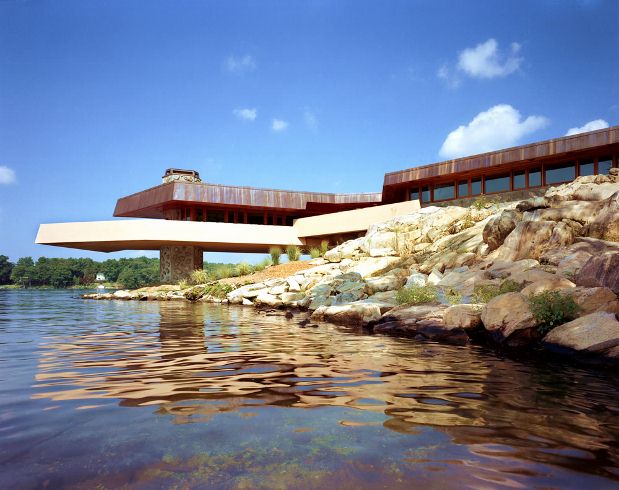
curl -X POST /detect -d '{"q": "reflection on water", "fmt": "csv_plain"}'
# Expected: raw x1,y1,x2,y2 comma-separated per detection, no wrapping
0,290,618,489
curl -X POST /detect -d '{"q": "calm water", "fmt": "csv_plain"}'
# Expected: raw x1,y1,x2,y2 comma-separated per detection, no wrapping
1,290,618,489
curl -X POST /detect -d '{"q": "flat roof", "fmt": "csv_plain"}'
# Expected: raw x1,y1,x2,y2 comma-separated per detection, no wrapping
383,125,619,187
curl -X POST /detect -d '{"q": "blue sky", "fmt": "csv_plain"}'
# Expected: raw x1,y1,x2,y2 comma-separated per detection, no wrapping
1,0,617,263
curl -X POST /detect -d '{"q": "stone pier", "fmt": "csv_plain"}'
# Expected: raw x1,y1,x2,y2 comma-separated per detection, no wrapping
160,246,203,283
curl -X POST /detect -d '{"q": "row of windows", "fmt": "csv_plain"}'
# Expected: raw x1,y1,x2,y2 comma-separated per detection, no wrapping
410,156,615,203
169,207,299,226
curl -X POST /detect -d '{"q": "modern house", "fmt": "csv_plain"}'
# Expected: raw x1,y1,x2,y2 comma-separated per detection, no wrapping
36,126,618,281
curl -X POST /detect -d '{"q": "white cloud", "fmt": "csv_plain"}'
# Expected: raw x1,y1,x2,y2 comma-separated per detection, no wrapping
233,108,257,121
224,55,257,74
271,119,289,132
439,104,548,159
565,119,609,136
0,166,16,185
303,107,318,130
437,63,461,88
457,39,523,79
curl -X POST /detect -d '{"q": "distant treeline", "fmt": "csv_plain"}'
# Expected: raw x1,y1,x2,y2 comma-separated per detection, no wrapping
0,255,236,289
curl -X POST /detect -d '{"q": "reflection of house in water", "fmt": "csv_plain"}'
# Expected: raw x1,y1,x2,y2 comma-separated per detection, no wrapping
32,302,495,429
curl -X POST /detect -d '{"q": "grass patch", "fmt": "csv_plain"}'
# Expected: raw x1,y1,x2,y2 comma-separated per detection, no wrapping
319,240,329,255
185,282,237,301
396,285,438,305
444,288,462,305
309,247,321,259
236,261,253,276
471,279,523,303
286,245,302,262
529,290,580,335
269,247,282,266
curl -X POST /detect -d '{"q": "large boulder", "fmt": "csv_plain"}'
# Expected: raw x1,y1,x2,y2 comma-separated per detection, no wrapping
374,304,467,343
584,191,619,242
575,253,619,294
310,303,382,326
254,292,283,307
543,312,619,360
348,257,402,278
443,304,484,331
404,271,428,288
569,287,619,315
437,269,492,296
324,237,365,262
481,292,537,345
483,209,522,251
521,277,576,296
351,291,398,314
496,221,574,261
509,268,556,285
365,269,407,294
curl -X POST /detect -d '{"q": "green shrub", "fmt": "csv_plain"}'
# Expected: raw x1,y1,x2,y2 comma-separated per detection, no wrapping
254,257,273,272
185,283,237,301
236,262,254,276
472,280,523,303
286,245,301,262
319,240,329,255
444,288,462,305
269,247,282,266
396,285,438,305
528,290,580,335
177,278,189,289
190,269,210,285
309,247,321,259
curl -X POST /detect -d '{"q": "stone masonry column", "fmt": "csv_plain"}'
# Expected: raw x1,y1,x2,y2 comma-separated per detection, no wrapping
160,246,203,283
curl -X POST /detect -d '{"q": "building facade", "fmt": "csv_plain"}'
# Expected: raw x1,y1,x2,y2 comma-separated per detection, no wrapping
36,126,619,281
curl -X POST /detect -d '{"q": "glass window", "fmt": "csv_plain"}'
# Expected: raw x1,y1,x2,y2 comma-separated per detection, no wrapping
248,213,263,225
421,186,430,203
410,188,419,201
484,174,510,194
433,182,455,201
471,178,481,196
546,162,576,185
513,171,526,190
529,168,541,187
579,159,594,176
207,211,225,222
598,156,613,175
267,215,274,225
286,216,295,226
458,180,469,198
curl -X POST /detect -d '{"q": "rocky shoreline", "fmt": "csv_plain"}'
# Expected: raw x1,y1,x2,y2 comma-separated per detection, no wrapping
84,170,619,365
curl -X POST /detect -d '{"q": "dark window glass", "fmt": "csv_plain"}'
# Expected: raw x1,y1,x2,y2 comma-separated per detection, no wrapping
484,174,510,194
529,168,541,187
513,171,526,189
579,159,594,176
267,215,274,225
458,180,469,197
471,178,481,196
421,186,430,203
248,213,263,225
433,182,455,201
598,156,613,175
285,216,295,226
196,209,203,222
410,188,419,201
546,162,576,185
207,211,225,222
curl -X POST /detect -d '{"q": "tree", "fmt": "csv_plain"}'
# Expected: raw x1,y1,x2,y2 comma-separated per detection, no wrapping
11,257,35,286
0,255,13,284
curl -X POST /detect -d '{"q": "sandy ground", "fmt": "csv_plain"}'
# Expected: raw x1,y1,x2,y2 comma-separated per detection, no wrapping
219,260,317,286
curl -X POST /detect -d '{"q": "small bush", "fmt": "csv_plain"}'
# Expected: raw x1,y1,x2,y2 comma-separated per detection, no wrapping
529,290,580,335
177,278,189,289
269,247,282,266
286,245,301,262
236,262,254,276
309,247,321,259
319,240,329,255
396,285,438,305
444,288,462,305
190,269,210,285
253,257,273,272
472,279,523,303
